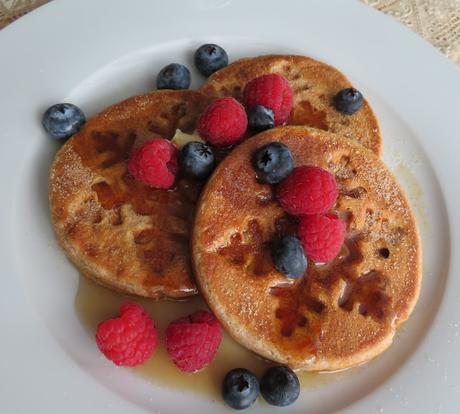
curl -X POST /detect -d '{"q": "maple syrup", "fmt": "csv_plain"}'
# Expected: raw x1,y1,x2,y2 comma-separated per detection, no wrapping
288,100,328,130
75,275,340,400
268,230,393,345
70,121,204,292
217,219,272,276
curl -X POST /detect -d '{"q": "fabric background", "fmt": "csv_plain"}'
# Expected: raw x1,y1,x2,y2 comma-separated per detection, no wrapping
1,0,459,67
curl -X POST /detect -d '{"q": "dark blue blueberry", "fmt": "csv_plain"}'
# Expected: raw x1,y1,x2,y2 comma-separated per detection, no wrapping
272,236,307,279
253,142,293,184
42,103,86,140
222,368,259,410
260,366,300,407
248,105,275,132
194,44,228,77
179,141,216,180
156,63,191,90
334,87,364,114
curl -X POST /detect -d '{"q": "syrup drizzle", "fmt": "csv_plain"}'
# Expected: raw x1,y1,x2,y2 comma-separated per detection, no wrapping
217,220,272,276
72,125,201,284
216,205,393,356
288,100,328,130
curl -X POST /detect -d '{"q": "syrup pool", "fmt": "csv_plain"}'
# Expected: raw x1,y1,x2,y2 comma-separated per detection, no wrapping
75,275,342,400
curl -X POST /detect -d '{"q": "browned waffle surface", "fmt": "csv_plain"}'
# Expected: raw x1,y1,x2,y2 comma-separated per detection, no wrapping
201,55,382,155
192,126,421,370
49,90,211,298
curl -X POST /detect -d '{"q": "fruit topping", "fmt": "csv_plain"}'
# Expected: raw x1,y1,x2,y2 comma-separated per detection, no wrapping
156,63,191,90
334,87,364,114
247,105,275,132
244,74,293,126
194,43,229,77
222,368,260,410
260,366,300,407
253,142,293,184
298,213,346,263
179,141,216,180
127,138,178,189
166,310,222,372
276,166,338,216
42,103,85,140
272,235,307,278
197,97,247,146
95,302,158,367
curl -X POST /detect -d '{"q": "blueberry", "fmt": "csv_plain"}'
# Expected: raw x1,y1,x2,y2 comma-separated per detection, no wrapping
194,44,228,77
334,87,364,114
253,142,293,184
156,63,191,90
260,366,300,407
222,368,259,410
179,141,216,180
248,105,275,132
272,236,307,279
42,103,86,140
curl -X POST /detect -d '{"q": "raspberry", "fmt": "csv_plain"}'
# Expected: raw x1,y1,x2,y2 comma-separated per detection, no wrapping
244,74,293,126
276,166,338,216
197,97,248,146
298,214,345,263
96,302,158,367
128,138,178,188
166,310,222,372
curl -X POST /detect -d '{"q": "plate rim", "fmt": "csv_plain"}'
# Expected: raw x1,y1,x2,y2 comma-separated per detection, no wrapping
1,0,459,413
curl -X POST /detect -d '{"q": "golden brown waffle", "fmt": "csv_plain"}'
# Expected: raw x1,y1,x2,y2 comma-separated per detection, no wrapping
49,90,211,298
201,55,382,155
192,126,421,371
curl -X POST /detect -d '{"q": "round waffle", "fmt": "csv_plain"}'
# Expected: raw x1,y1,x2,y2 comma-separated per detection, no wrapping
49,90,210,298
201,55,382,155
192,126,421,371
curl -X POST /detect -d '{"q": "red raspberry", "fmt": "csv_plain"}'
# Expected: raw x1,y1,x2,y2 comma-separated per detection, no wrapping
128,138,178,188
298,214,346,263
276,166,338,216
197,97,248,146
244,73,293,126
96,302,158,367
166,310,222,372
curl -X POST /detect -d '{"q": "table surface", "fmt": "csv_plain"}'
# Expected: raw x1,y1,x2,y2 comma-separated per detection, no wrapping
1,0,459,67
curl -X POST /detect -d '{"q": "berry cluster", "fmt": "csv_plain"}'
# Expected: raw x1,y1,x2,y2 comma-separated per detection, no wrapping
223,365,299,410
252,144,345,277
41,42,368,413
127,70,295,190
96,305,222,372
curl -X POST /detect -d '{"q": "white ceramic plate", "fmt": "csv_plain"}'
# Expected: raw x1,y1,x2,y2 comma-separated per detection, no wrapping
1,0,459,412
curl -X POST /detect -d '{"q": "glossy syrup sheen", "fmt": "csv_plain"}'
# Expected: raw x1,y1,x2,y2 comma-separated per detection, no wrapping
215,203,393,355
75,275,342,400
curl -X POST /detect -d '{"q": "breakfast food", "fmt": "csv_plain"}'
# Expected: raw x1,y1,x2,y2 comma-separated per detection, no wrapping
46,44,422,409
192,126,421,371
200,55,382,154
49,90,210,298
